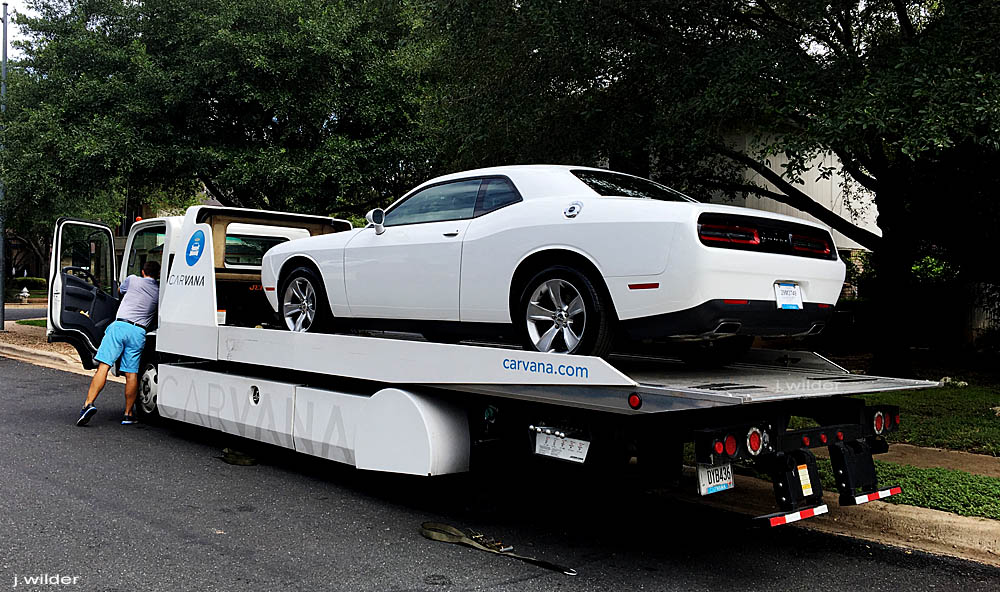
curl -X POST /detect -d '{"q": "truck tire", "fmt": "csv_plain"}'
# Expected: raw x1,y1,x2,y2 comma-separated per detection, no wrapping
135,361,160,423
518,265,614,357
279,266,334,333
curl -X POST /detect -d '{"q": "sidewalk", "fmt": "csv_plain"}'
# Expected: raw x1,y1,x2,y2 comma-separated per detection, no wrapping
0,319,123,382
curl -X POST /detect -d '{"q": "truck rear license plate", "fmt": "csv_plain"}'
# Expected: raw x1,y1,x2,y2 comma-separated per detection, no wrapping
697,463,734,495
534,434,590,463
774,282,803,309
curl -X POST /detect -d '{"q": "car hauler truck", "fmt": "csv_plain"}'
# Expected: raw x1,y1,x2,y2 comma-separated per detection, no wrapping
47,207,937,527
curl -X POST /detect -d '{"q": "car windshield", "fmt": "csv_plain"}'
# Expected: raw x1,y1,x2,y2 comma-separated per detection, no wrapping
571,170,697,203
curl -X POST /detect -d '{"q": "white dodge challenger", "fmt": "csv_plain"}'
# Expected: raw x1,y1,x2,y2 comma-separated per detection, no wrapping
261,165,846,358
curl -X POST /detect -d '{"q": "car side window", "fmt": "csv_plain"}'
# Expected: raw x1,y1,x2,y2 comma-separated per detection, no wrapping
384,180,482,227
475,177,521,216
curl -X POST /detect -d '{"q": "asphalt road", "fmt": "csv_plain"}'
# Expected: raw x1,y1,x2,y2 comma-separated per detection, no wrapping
2,305,47,322
1,358,996,592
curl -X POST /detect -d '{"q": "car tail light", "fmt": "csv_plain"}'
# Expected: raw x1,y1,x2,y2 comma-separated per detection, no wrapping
746,428,763,455
802,435,811,447
627,393,642,410
724,434,737,456
819,433,828,444
713,440,725,455
836,431,844,441
874,412,884,434
699,224,760,245
895,414,900,426
790,234,831,255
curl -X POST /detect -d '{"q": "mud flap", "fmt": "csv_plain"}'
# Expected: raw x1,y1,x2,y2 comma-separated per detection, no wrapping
768,448,824,512
829,439,901,506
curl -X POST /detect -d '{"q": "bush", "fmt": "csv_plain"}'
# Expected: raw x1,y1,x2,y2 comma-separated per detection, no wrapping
7,277,47,291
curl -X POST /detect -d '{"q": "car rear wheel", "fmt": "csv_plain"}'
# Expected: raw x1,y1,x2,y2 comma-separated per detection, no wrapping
518,265,614,357
280,266,333,333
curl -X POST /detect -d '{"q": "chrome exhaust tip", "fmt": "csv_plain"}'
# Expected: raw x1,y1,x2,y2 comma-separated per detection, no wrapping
713,321,742,335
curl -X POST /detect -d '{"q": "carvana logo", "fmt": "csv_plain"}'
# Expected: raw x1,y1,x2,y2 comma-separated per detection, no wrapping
185,230,206,267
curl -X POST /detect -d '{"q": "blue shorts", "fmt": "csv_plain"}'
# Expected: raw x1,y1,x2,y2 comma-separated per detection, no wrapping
95,320,147,374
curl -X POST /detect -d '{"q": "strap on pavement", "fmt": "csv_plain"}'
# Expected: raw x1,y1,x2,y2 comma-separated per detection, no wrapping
420,522,577,576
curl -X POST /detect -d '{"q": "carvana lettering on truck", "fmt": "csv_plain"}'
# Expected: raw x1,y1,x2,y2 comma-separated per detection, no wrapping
502,358,589,379
167,274,205,287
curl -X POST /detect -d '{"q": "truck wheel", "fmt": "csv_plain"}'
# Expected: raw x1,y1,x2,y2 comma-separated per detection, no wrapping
135,362,160,422
279,266,333,333
518,265,614,357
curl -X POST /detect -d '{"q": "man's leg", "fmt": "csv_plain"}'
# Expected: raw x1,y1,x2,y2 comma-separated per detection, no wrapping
123,372,139,417
84,363,112,407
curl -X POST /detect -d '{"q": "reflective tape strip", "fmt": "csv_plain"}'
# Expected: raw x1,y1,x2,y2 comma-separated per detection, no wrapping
854,486,903,505
768,504,828,527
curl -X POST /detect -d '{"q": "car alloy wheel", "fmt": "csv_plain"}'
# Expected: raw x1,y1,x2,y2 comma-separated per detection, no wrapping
525,279,587,353
283,277,317,332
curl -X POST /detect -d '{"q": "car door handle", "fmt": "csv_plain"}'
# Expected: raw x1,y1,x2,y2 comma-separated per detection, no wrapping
442,231,460,237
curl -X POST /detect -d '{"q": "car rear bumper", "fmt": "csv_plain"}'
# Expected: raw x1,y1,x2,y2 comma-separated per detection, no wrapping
620,299,834,340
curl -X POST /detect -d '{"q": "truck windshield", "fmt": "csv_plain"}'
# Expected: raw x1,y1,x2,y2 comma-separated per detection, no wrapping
571,170,697,203
224,235,289,267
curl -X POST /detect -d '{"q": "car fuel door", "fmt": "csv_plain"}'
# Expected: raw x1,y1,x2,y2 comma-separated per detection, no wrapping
47,218,120,368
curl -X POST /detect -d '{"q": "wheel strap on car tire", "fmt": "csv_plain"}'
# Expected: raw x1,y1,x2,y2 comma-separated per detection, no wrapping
420,522,577,576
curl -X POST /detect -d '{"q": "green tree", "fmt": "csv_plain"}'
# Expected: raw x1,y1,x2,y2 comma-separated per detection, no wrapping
417,0,1000,273
2,0,430,258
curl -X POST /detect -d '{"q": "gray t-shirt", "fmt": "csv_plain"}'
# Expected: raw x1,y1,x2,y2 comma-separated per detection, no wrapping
117,275,160,328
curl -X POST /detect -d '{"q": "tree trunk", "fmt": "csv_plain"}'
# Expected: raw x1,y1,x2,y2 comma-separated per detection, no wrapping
868,186,916,375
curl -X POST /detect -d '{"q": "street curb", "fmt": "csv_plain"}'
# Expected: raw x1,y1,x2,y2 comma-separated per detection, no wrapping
0,342,125,382
677,470,1000,567
0,342,77,366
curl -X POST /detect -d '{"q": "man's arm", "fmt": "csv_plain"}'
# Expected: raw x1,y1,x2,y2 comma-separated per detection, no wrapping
119,275,133,295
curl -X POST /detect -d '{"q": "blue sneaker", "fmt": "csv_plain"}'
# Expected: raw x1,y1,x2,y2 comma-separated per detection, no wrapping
121,415,136,425
76,404,97,426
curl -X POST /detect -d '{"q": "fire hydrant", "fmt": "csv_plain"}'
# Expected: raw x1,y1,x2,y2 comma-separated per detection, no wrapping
18,287,30,304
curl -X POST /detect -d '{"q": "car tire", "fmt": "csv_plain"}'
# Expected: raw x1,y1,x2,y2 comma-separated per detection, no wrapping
678,335,754,368
278,266,334,333
518,265,614,357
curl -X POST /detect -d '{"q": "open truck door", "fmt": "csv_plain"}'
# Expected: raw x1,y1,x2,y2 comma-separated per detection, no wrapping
47,218,120,369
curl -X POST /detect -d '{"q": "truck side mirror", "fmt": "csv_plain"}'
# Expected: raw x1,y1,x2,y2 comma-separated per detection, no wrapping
366,208,385,235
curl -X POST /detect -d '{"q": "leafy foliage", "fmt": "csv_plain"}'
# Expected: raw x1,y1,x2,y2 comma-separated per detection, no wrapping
2,0,432,257
416,1,1000,278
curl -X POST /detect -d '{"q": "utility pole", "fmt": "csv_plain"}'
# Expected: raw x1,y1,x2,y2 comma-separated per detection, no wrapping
0,3,8,331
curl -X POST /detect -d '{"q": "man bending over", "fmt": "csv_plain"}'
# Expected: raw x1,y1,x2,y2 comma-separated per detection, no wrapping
76,260,161,426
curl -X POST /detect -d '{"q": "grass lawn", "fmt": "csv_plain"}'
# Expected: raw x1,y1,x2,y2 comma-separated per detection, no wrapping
16,319,47,328
813,457,1000,520
857,385,1000,456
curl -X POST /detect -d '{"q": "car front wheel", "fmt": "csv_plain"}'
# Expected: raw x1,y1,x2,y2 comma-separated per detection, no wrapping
518,265,614,357
280,266,333,333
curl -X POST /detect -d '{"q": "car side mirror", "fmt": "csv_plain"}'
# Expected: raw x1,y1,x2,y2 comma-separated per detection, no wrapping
366,208,385,235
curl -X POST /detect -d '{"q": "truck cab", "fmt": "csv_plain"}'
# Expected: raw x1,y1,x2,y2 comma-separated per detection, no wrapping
46,207,350,370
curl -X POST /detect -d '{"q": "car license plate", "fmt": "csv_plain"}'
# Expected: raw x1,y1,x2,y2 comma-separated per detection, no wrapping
774,282,803,310
534,434,590,463
697,463,734,495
